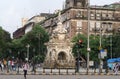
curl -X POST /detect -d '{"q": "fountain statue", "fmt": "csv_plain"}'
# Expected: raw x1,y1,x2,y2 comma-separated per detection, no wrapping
44,11,75,68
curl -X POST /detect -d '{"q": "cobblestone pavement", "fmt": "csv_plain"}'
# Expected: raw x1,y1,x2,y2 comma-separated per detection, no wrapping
0,75,120,79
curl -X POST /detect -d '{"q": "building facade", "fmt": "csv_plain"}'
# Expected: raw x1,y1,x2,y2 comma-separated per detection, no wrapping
13,13,53,39
39,0,120,39
13,0,120,39
12,0,120,68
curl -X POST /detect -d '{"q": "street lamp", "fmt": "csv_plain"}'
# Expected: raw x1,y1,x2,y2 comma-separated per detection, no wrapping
26,44,30,62
99,22,106,74
99,22,103,74
17,51,20,74
107,23,113,59
87,0,90,74
98,22,113,73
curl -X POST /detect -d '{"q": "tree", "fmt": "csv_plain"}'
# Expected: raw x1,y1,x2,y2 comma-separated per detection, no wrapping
72,34,87,60
89,35,100,61
10,38,25,60
101,33,120,59
72,34,100,61
21,24,49,62
111,33,120,58
0,26,11,58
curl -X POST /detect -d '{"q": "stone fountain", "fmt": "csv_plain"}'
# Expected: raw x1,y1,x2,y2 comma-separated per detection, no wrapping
43,12,75,68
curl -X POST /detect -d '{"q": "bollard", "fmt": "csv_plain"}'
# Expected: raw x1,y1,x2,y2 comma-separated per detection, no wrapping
43,68,45,73
59,68,60,74
7,69,9,73
50,68,52,73
66,68,68,75
17,65,19,74
94,68,96,74
105,66,109,74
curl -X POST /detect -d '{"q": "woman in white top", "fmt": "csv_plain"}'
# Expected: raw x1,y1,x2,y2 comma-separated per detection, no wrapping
23,61,29,79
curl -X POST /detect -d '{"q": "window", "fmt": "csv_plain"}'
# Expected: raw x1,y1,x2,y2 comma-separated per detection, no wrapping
108,13,113,19
107,23,113,32
96,22,101,30
90,13,95,19
76,11,82,18
96,13,101,20
91,14,94,17
102,13,106,17
76,21,82,33
101,22,106,30
90,22,95,31
77,21,82,28
77,2,82,7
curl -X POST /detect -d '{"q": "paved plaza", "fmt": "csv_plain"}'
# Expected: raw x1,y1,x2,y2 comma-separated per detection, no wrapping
0,68,120,79
0,68,120,75
0,75,120,79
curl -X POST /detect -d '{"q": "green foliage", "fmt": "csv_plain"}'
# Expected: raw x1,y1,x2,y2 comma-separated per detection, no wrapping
32,55,44,64
72,34,87,58
89,35,99,61
101,34,120,58
72,34,100,61
10,24,49,61
10,38,25,60
112,34,120,58
21,24,49,61
0,26,11,58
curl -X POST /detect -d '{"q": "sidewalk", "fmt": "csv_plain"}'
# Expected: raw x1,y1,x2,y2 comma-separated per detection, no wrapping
0,68,119,75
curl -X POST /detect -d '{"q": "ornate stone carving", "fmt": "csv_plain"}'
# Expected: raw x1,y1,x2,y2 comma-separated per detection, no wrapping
44,11,75,68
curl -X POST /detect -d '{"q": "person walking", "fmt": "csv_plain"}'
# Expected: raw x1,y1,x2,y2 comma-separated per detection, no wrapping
23,61,29,79
0,60,3,71
113,63,119,75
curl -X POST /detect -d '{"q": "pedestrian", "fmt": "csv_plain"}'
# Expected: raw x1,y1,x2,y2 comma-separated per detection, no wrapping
3,59,7,70
23,61,29,79
0,60,3,71
113,63,119,75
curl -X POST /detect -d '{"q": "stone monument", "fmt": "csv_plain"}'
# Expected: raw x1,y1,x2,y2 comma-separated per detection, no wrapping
43,12,75,68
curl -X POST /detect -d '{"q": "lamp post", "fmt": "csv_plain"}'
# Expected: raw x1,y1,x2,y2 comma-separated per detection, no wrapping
26,44,30,62
99,23,102,74
98,22,113,74
99,22,106,74
17,51,20,74
87,0,90,74
76,49,80,73
106,23,112,73
108,23,113,59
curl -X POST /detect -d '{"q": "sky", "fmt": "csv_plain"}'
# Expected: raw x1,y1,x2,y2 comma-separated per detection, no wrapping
0,0,119,35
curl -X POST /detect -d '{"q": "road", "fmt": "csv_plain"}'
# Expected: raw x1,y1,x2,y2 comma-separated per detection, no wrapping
0,75,119,79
